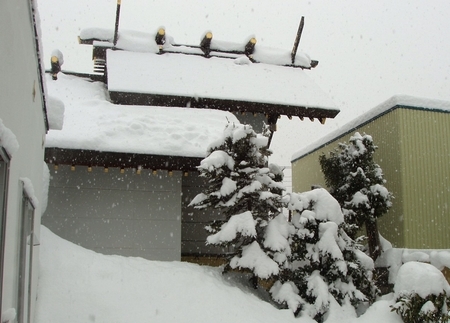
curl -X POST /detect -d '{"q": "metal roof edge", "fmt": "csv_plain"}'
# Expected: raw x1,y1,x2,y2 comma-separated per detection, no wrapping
29,0,49,131
291,102,450,163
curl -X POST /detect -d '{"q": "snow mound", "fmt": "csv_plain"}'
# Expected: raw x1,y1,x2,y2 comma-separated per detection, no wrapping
394,261,450,298
356,298,403,323
35,226,404,323
36,226,300,323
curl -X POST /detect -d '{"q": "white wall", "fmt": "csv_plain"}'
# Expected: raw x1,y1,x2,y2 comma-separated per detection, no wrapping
0,0,47,321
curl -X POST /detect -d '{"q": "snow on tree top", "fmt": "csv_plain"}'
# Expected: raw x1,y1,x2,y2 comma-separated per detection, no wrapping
292,95,450,162
264,214,293,253
198,151,235,171
230,241,280,279
288,188,344,225
45,73,239,157
206,211,256,245
317,222,345,263
349,132,371,156
207,124,268,151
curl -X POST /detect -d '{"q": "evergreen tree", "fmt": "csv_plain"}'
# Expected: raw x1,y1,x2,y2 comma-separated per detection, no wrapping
271,189,378,322
189,123,291,284
319,132,392,260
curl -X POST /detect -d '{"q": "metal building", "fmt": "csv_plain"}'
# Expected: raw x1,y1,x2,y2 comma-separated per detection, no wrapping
291,96,450,249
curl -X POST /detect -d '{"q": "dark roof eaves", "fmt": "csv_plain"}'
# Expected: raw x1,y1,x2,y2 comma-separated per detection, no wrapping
109,91,340,120
44,147,203,171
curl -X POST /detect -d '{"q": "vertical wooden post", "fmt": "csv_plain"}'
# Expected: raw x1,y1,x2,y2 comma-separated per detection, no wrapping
155,28,166,54
244,37,257,56
113,0,122,47
200,32,213,56
50,56,61,80
155,28,166,45
291,16,304,64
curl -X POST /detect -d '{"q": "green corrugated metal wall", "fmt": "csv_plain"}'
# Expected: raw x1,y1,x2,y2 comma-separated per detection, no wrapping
362,109,404,248
292,149,326,192
292,107,450,249
399,109,450,248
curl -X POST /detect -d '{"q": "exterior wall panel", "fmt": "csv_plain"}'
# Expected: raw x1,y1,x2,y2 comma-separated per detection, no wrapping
44,165,182,261
292,106,450,250
361,110,404,247
181,173,231,255
292,110,405,246
400,109,450,248
292,150,327,193
0,0,47,320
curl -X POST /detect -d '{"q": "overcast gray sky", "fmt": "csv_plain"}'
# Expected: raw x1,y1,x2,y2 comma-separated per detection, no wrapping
37,0,450,165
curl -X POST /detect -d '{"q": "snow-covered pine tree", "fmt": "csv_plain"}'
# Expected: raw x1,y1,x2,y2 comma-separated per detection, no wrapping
189,123,291,285
319,132,392,260
271,189,378,322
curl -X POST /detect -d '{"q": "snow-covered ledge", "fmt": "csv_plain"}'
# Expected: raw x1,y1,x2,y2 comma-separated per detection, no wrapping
376,241,450,284
0,118,19,157
46,96,65,130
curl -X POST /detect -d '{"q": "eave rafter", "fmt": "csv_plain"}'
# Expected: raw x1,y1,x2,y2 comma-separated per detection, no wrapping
109,91,338,122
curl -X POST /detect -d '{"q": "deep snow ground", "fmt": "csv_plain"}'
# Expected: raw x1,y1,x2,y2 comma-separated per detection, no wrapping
35,226,402,323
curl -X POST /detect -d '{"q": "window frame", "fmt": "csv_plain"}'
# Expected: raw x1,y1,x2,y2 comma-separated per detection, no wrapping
17,186,35,323
0,147,10,320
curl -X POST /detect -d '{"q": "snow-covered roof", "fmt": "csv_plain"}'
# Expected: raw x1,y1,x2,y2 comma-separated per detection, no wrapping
80,28,313,67
45,73,240,159
291,95,450,162
106,49,337,115
78,27,338,119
